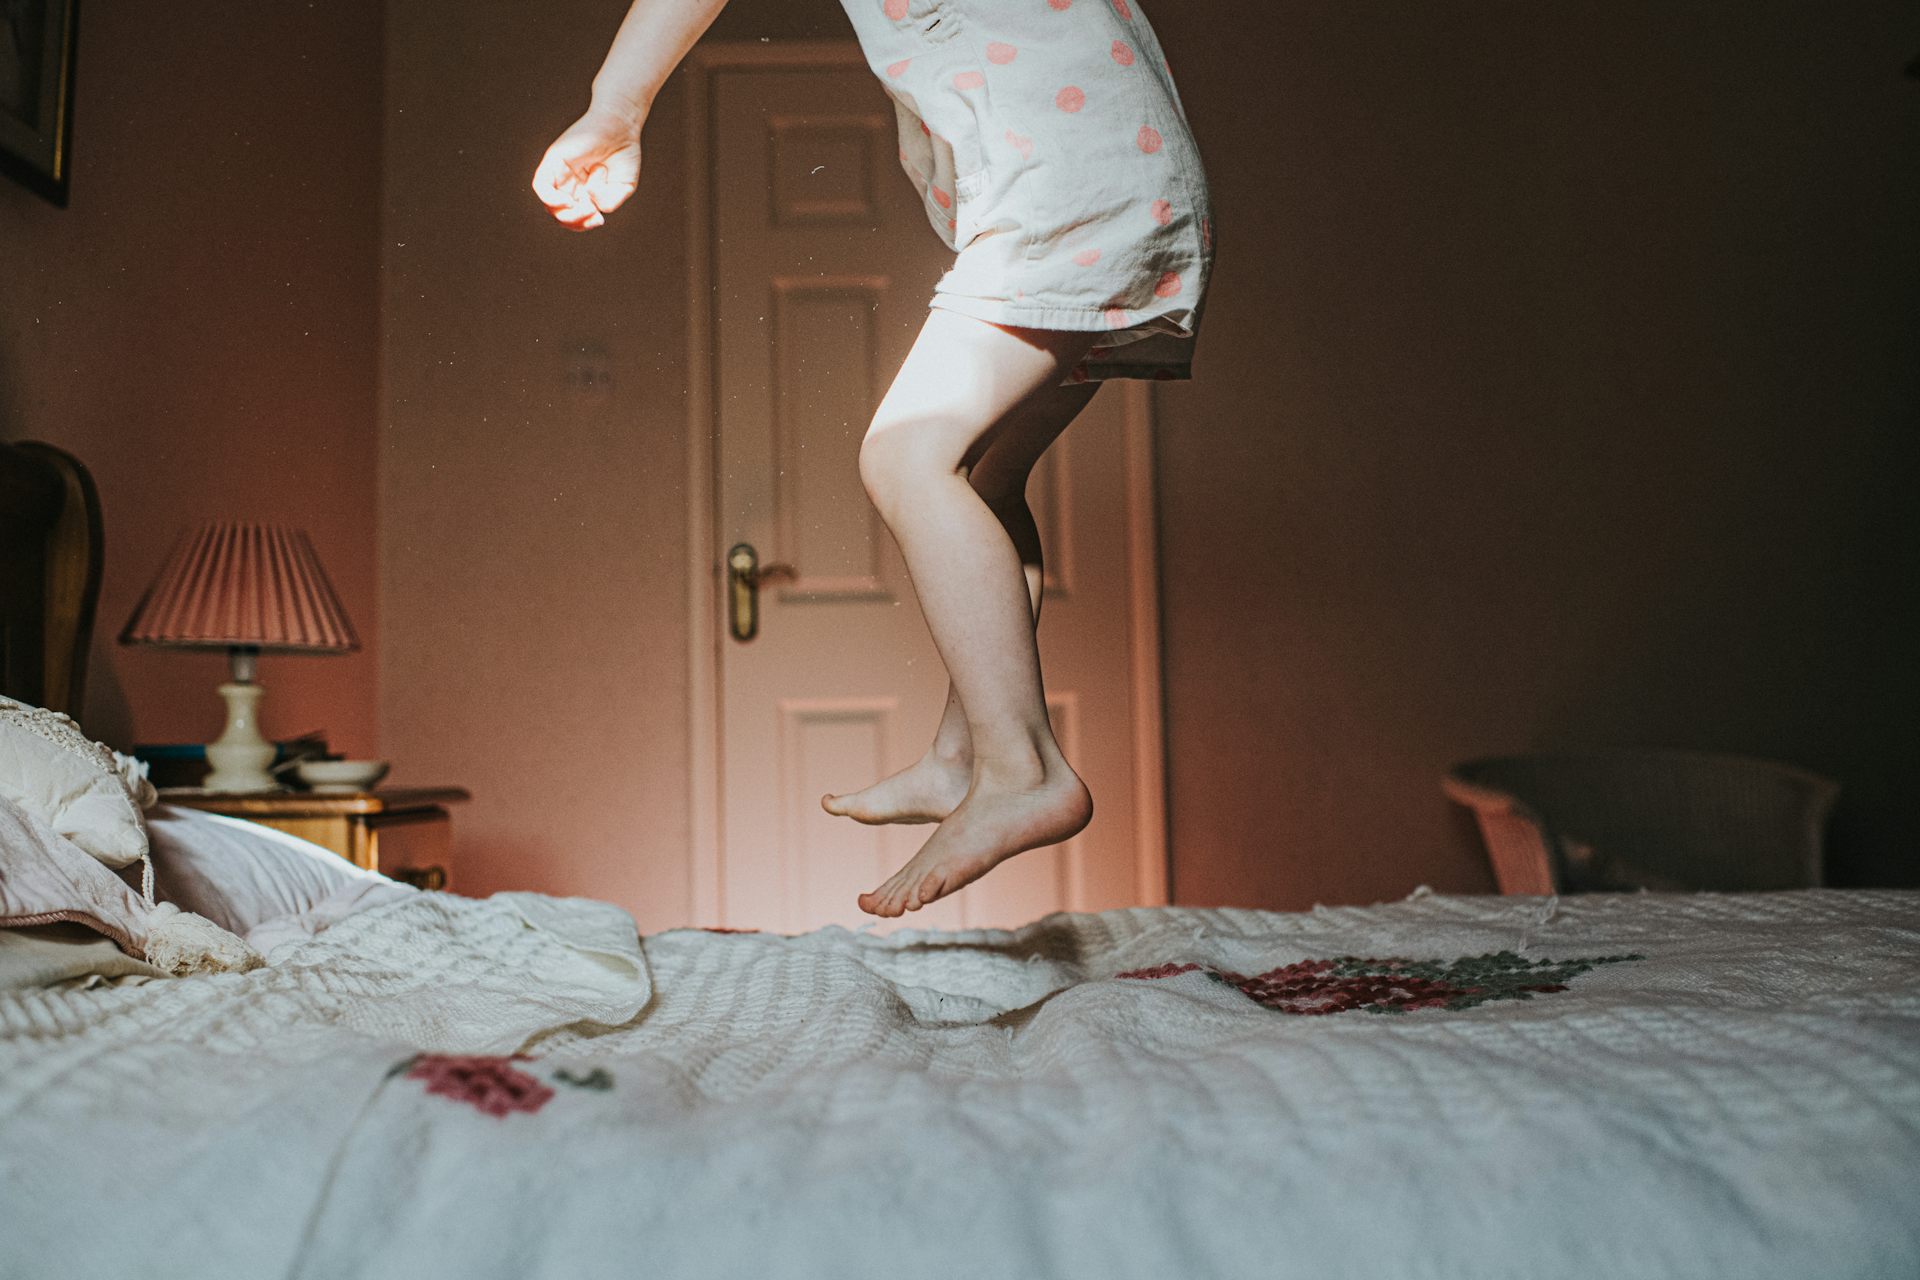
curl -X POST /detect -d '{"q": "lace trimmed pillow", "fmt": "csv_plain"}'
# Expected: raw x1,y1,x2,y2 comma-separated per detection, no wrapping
0,793,261,976
0,694,155,869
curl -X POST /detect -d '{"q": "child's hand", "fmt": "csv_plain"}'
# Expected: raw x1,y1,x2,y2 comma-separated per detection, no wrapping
531,107,642,231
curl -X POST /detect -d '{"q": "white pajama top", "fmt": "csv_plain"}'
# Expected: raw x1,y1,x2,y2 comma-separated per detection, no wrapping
837,0,1216,383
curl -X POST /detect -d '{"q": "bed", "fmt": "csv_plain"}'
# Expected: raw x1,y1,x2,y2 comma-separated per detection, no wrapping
3,440,1919,1279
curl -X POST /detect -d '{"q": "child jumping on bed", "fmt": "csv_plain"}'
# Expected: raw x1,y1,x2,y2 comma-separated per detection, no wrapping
534,0,1213,917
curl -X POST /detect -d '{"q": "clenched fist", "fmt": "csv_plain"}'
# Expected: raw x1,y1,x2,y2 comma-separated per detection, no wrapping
531,106,643,231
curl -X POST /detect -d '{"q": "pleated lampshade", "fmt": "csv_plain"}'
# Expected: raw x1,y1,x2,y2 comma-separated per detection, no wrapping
119,522,359,653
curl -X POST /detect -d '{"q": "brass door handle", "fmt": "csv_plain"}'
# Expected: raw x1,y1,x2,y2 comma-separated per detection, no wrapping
727,543,797,641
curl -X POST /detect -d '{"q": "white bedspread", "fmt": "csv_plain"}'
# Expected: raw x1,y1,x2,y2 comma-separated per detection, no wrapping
3,888,1918,1279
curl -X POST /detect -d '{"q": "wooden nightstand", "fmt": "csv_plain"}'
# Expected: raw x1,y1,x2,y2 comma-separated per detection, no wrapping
156,787,470,890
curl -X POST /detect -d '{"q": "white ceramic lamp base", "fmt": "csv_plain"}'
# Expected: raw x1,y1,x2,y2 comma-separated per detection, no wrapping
204,679,278,793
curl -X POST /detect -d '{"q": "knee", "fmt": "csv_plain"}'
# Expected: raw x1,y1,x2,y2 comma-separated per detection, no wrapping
855,431,903,513
858,420,954,517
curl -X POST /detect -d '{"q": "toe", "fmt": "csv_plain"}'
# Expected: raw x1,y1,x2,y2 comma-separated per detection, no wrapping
861,874,903,917
908,870,943,911
883,879,914,916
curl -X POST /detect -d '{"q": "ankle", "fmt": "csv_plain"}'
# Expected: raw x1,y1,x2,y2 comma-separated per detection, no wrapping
926,741,972,770
971,744,1058,789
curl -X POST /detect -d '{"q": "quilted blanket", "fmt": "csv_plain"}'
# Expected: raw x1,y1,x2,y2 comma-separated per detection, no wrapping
3,887,1918,1279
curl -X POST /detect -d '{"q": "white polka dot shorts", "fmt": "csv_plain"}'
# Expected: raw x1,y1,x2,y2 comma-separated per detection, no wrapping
840,0,1216,384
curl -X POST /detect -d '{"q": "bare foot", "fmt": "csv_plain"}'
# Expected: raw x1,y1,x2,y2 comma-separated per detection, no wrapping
822,753,970,825
857,757,1092,917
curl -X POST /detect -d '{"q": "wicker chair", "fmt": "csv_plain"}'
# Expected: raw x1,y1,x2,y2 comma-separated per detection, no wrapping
1443,749,1840,895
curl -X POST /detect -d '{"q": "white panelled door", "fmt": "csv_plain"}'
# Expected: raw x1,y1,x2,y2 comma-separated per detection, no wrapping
688,44,1166,933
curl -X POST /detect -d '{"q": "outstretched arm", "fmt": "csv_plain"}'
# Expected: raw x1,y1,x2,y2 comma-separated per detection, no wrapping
532,0,732,231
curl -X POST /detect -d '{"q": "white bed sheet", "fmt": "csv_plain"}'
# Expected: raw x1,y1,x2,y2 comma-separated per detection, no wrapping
3,887,1917,1279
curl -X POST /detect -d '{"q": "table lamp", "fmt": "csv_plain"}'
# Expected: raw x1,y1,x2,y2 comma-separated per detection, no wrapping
119,522,359,792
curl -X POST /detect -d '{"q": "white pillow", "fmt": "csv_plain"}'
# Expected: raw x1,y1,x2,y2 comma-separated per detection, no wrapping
142,804,397,938
0,695,150,869
0,793,260,976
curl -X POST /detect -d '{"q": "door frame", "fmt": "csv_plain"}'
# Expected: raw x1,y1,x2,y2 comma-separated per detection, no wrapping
683,40,1169,926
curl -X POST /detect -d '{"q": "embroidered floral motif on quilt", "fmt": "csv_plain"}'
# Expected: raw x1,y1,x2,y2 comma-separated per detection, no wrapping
394,1054,619,1117
1115,950,1642,1015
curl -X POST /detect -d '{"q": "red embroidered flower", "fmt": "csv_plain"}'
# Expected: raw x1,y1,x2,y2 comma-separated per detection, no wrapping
1111,950,1635,1016
405,1054,555,1118
1115,962,1202,981
1221,961,1464,1016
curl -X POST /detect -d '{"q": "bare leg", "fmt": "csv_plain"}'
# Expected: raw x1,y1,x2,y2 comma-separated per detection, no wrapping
821,380,1099,824
847,309,1098,916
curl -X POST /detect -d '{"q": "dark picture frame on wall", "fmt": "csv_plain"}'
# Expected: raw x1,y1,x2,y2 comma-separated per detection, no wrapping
0,0,77,206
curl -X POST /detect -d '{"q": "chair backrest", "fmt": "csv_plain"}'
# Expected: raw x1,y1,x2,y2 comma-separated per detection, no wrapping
0,440,103,718
1450,750,1839,892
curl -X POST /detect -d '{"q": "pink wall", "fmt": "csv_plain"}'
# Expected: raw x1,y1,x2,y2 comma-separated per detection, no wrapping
10,0,1885,921
6,2,1912,924
382,0,1917,926
378,0,695,926
1155,1,1920,906
0,2,383,758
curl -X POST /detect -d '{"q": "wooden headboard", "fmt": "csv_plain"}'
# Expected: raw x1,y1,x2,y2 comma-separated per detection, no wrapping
0,441,103,717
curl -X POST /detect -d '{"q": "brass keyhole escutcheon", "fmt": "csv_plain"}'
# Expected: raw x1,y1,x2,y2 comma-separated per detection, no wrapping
726,543,798,642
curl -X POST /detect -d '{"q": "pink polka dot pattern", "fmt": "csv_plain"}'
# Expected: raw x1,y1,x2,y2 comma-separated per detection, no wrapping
852,0,1208,386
